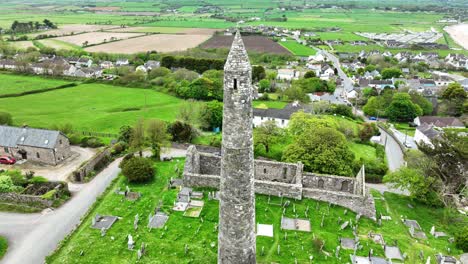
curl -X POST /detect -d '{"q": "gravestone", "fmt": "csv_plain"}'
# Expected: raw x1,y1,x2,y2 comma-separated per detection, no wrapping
340,238,356,250
148,212,169,229
384,245,403,261
281,216,311,232
256,224,274,237
91,214,118,230
340,221,349,230
127,234,135,250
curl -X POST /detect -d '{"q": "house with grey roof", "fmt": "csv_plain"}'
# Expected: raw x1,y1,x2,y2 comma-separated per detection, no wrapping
414,116,464,129
0,126,71,165
414,124,442,146
253,102,305,128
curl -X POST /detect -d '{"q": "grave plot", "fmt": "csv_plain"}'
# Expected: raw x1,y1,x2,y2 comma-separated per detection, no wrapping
91,214,118,230
430,226,447,238
173,187,205,218
384,245,404,261
350,255,390,264
280,216,311,232
148,212,169,229
257,224,274,237
169,178,184,189
184,205,203,218
340,238,356,250
368,232,385,245
403,219,421,230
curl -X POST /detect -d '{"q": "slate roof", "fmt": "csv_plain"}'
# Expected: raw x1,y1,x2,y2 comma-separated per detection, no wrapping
417,124,442,139
0,125,61,149
418,116,464,128
254,102,305,120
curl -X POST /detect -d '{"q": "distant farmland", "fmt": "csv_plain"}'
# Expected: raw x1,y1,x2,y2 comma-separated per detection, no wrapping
201,35,291,55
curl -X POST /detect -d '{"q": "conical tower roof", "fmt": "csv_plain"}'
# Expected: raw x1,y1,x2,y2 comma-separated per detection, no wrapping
224,31,251,71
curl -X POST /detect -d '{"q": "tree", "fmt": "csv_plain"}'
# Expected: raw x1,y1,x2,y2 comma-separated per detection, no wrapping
146,119,171,160
169,121,196,143
304,71,316,79
359,122,378,142
118,125,133,144
282,127,355,176
283,86,310,103
199,101,223,131
148,67,171,79
409,90,433,115
381,68,402,79
331,104,353,118
130,119,145,157
254,121,281,153
258,79,271,93
0,112,12,125
362,96,388,117
177,100,199,125
121,157,155,183
252,65,266,83
385,93,422,122
441,83,467,116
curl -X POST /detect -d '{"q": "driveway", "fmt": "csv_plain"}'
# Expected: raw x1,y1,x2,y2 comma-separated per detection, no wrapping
0,146,96,182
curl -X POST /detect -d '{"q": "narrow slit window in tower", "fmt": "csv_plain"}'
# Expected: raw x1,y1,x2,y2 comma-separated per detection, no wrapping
233,78,237,90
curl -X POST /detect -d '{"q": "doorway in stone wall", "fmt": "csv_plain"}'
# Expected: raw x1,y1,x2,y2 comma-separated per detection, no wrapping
19,149,27,160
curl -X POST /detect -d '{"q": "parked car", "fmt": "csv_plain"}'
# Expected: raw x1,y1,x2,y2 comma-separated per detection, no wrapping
0,156,16,165
369,116,377,121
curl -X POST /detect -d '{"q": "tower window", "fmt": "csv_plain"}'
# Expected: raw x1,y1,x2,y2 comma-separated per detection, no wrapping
233,78,237,90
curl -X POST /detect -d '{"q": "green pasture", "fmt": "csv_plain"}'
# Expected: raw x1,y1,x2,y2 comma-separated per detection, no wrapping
279,41,317,56
0,73,73,96
0,82,186,133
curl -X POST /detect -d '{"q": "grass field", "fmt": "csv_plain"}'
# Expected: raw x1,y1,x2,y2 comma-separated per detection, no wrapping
0,236,6,260
279,41,317,56
0,73,73,96
252,100,288,109
0,82,185,133
47,159,465,263
349,142,377,161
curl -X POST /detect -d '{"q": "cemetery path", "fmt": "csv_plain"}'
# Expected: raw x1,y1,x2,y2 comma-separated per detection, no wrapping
0,157,123,264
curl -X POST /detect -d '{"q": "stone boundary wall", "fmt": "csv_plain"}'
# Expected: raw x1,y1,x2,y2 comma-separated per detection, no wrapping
71,148,112,182
184,146,376,219
302,188,376,219
0,192,52,208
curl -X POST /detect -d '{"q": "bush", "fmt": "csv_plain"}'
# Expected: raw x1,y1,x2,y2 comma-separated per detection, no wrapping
0,176,16,193
169,121,196,143
29,176,48,183
455,226,468,251
3,170,27,187
0,112,13,125
41,189,57,200
111,141,128,155
80,137,104,148
68,133,82,145
121,157,155,183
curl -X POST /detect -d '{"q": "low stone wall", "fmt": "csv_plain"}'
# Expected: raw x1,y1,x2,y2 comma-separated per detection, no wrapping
303,173,355,193
72,148,112,182
22,181,69,196
302,188,376,219
0,192,52,209
255,180,302,199
184,173,220,188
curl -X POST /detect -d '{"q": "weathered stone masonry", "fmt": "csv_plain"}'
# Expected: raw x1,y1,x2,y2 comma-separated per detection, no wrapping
184,146,376,219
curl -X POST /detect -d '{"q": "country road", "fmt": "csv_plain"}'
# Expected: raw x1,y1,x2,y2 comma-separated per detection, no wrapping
0,148,186,264
0,158,123,264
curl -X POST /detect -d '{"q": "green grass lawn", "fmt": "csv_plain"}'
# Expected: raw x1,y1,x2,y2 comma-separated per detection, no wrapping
253,100,288,109
279,41,316,56
47,159,465,263
0,236,7,260
349,142,377,161
0,73,73,96
0,82,186,133
392,122,416,137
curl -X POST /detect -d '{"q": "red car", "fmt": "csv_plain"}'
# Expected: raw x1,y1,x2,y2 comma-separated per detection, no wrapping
0,156,16,165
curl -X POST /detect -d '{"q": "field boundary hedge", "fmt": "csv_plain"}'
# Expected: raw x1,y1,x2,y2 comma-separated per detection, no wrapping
0,83,78,98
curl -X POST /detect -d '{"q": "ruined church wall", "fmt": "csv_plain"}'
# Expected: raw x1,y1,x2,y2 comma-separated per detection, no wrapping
255,180,302,199
199,153,221,175
302,188,376,219
254,160,301,184
184,173,220,188
302,173,355,193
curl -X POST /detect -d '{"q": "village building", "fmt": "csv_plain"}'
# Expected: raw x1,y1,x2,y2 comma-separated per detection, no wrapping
253,102,305,128
0,125,72,165
277,68,300,81
414,116,464,129
414,124,442,146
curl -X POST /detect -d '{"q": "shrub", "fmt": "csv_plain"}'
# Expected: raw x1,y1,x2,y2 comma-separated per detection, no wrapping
68,133,82,145
121,157,155,183
80,137,104,148
41,189,57,200
0,112,12,125
29,176,48,183
3,170,27,187
169,121,196,143
0,176,16,193
455,226,468,252
111,141,128,155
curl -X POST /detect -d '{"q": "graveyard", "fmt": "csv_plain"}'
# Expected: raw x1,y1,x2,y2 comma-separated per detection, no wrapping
46,159,466,263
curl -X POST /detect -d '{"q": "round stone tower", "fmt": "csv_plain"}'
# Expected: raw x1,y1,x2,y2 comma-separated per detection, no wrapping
218,31,256,264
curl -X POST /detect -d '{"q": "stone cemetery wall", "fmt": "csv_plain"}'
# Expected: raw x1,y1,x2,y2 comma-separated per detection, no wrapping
199,153,221,175
72,147,112,182
255,180,302,199
302,188,376,219
254,160,303,184
0,192,52,209
302,173,355,193
184,146,376,219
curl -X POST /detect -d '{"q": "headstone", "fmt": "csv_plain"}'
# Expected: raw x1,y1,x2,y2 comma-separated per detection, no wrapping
92,217,96,227
321,215,325,228
277,245,280,255
407,204,413,209
261,246,265,256
430,226,435,236
344,209,348,215
127,234,135,250
419,250,424,260
184,244,188,255
340,221,349,230
101,227,106,237
425,256,430,264
335,246,340,258
137,249,142,260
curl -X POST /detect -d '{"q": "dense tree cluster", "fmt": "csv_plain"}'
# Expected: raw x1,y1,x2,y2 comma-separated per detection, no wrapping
161,55,224,74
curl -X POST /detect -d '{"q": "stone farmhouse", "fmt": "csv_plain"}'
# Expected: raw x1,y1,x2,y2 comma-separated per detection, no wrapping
183,146,375,218
414,116,464,128
414,124,441,146
0,125,71,165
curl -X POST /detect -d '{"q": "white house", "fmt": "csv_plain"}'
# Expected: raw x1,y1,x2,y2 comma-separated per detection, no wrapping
144,60,160,70
308,53,326,63
100,61,114,69
414,116,464,128
253,102,304,128
277,69,300,81
414,124,441,147
135,65,148,73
